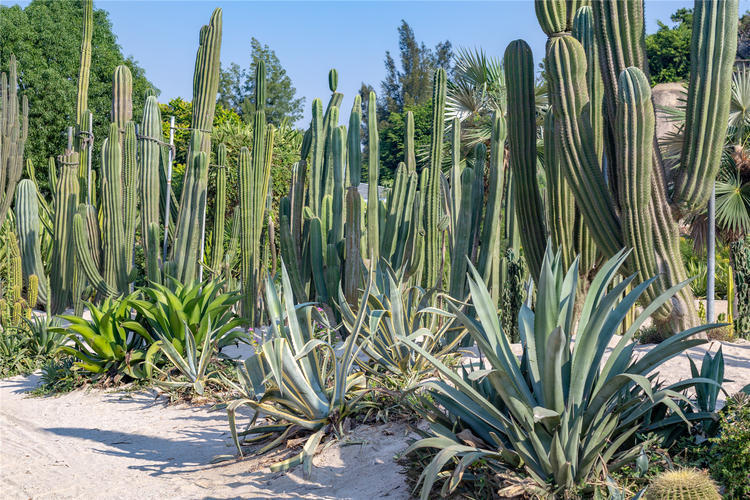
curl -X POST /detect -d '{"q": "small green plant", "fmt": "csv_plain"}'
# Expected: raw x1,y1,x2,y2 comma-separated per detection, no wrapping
56,298,154,380
0,329,34,377
23,314,65,358
646,468,720,500
708,392,750,498
31,357,87,395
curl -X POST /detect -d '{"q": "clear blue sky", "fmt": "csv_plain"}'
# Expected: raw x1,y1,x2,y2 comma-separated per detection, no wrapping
10,1,750,126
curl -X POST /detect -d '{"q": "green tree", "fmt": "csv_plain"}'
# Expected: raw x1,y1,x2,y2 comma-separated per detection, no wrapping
380,20,452,116
645,8,693,84
217,38,304,126
0,0,154,192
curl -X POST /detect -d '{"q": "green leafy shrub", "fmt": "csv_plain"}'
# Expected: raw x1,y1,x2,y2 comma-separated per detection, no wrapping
708,392,750,498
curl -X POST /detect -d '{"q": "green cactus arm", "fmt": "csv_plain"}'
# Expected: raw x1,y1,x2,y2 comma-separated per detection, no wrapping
543,110,576,269
477,113,507,285
348,95,362,187
139,95,163,271
673,0,738,213
15,180,49,305
535,0,567,35
75,0,93,132
616,67,659,300
112,65,133,132
572,5,604,163
122,122,138,277
331,125,347,247
344,187,363,305
449,117,462,248
190,8,222,155
211,144,227,272
72,213,118,298
310,99,325,215
367,91,380,265
545,36,624,260
505,40,548,281
50,157,80,314
0,56,27,224
449,167,475,300
423,68,446,288
100,124,127,292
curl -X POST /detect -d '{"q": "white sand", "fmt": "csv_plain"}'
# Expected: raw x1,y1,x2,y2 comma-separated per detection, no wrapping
1,337,748,499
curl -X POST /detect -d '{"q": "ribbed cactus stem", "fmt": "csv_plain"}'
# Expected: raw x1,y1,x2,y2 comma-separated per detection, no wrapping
50,154,80,314
616,67,658,298
331,126,346,246
543,110,576,269
191,8,223,155
101,124,127,292
75,0,93,130
122,122,138,277
328,69,338,93
14,180,49,305
348,95,362,187
505,40,547,281
211,143,227,272
27,274,38,309
674,0,738,212
1,56,27,225
72,212,118,298
423,68,446,288
449,167,475,300
111,65,133,133
477,112,506,285
344,187,362,305
139,95,163,282
367,91,380,266
449,117,461,242
310,99,325,214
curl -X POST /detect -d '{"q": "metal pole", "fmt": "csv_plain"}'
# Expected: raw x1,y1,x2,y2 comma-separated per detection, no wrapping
162,116,175,269
66,127,73,153
86,113,93,205
707,183,716,323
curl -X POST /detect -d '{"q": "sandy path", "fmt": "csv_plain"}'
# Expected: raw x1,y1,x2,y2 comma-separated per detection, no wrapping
2,338,748,500
0,375,412,500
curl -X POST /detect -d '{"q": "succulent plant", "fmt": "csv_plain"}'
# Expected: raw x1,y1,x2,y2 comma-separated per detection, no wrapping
646,469,720,500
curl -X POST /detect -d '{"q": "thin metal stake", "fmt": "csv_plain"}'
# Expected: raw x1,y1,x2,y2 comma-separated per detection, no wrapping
707,183,716,323
162,116,175,269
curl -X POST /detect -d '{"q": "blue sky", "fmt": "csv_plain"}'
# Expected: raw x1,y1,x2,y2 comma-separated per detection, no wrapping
10,1,750,126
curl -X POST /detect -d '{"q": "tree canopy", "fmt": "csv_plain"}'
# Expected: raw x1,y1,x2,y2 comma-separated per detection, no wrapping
217,38,304,126
0,0,154,190
645,8,693,84
380,20,452,116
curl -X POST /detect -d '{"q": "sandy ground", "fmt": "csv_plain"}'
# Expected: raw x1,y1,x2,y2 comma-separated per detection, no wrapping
0,376,413,499
1,337,749,500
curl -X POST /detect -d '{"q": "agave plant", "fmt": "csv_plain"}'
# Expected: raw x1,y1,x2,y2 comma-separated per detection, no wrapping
339,261,464,389
150,318,222,395
404,246,719,497
56,298,153,379
23,314,65,358
225,262,371,476
128,278,247,359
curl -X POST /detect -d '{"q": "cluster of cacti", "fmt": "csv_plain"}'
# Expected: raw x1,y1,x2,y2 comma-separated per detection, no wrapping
501,0,738,334
0,228,37,331
646,468,720,500
1,55,28,227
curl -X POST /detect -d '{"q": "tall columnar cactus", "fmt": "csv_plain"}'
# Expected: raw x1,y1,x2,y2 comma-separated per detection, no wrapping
239,61,272,325
525,0,739,333
1,56,27,226
366,91,380,265
100,124,128,292
169,8,223,283
14,180,48,305
423,68,446,289
211,143,227,273
50,154,80,314
139,95,163,281
122,121,138,277
111,65,133,133
74,0,93,192
505,40,547,282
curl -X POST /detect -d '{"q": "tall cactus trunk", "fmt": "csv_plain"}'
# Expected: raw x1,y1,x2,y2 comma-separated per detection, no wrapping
50,155,80,314
423,69,446,289
1,56,27,226
529,0,738,335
